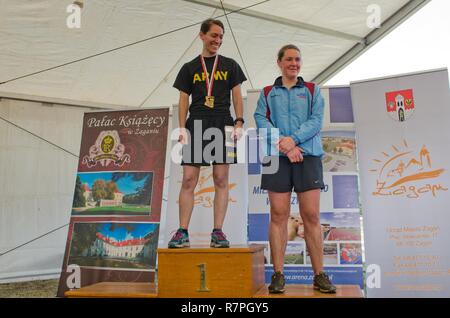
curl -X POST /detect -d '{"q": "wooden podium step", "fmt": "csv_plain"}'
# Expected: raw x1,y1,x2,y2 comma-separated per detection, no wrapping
157,244,265,298
65,282,157,298
253,284,363,298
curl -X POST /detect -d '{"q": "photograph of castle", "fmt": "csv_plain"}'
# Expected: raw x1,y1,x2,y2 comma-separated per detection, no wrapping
67,222,159,271
71,171,153,216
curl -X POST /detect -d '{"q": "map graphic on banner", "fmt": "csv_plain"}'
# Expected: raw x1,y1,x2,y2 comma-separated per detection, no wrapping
246,87,364,288
57,108,170,297
351,68,450,297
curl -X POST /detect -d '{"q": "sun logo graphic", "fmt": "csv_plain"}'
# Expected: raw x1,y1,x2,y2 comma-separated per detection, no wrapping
385,89,415,122
370,140,447,199
177,167,237,208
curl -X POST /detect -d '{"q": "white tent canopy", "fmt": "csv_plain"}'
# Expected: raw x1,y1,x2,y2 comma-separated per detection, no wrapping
0,0,430,282
0,0,429,108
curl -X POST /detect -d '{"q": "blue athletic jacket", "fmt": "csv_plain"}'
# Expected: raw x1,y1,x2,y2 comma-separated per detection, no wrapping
253,76,324,157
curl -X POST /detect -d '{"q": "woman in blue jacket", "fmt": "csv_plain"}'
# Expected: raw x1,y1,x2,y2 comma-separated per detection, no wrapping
254,44,336,294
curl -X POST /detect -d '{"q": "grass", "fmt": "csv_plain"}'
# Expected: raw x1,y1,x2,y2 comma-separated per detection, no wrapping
72,205,150,215
0,279,59,298
86,206,149,212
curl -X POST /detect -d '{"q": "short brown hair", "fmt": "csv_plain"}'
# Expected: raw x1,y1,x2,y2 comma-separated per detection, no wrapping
200,18,225,34
277,44,301,61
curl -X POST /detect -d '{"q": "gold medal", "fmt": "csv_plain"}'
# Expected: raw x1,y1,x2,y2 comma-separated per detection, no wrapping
200,54,219,110
205,96,215,108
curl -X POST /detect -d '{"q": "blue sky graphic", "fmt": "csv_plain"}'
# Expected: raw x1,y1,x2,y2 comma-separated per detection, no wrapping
98,223,157,241
320,212,360,228
78,172,150,195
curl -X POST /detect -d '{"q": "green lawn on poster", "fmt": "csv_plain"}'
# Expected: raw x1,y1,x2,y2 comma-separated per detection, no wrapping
72,205,150,215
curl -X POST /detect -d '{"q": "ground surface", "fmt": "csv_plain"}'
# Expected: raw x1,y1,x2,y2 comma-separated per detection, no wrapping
0,279,59,298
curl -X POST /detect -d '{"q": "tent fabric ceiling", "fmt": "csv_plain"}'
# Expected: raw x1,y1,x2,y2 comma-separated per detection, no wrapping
0,0,429,108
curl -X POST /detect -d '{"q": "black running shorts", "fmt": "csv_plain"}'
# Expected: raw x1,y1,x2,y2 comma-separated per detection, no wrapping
261,156,325,193
181,114,237,166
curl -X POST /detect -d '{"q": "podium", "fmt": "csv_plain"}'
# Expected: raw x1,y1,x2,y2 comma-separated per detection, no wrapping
157,244,265,298
64,244,363,298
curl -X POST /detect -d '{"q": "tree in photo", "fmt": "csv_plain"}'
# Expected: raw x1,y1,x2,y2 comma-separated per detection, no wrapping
106,180,118,200
91,179,119,204
70,223,99,257
72,175,86,207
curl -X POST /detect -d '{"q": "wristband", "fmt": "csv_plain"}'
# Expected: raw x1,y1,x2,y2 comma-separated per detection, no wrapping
234,117,245,125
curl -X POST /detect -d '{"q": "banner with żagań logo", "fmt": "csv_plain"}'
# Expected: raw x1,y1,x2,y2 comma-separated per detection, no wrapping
351,69,450,297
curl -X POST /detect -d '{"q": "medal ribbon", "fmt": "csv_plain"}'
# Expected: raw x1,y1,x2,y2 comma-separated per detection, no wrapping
200,55,219,96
